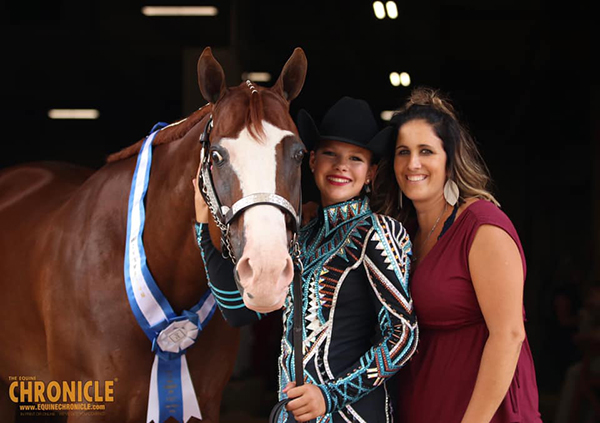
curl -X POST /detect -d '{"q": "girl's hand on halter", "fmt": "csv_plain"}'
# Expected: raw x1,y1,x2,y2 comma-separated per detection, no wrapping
192,176,210,224
284,381,326,422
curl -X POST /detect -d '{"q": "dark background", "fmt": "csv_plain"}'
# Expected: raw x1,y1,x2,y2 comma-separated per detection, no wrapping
1,0,597,421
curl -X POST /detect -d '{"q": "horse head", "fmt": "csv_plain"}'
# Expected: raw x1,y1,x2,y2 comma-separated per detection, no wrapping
197,47,307,313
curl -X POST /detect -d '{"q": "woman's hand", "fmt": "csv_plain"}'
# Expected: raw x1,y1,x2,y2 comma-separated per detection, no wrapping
192,166,210,223
284,381,326,422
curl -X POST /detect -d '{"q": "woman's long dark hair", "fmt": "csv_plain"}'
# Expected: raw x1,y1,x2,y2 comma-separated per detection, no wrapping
371,87,498,224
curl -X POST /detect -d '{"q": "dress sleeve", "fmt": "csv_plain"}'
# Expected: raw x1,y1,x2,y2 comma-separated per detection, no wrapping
195,223,262,327
316,215,419,413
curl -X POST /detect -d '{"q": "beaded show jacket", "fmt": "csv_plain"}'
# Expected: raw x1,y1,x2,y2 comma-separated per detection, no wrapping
197,196,418,422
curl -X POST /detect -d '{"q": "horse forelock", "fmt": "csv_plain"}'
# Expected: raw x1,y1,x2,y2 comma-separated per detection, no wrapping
246,88,266,141
216,88,295,200
105,104,213,163
215,84,293,144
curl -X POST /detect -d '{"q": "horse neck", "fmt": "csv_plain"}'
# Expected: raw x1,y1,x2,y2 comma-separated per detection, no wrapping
139,120,207,312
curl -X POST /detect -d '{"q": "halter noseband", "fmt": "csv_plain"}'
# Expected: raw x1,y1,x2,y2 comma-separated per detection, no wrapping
197,114,302,266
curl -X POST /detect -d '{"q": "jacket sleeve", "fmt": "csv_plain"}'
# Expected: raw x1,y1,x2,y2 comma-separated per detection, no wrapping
316,215,419,414
195,223,262,327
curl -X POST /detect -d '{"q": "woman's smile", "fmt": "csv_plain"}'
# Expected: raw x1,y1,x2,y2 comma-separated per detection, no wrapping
405,174,428,182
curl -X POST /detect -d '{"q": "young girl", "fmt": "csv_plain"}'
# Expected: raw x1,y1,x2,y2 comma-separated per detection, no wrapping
194,97,418,422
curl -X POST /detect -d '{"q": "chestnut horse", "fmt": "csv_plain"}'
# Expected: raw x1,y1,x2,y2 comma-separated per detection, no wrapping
0,46,307,423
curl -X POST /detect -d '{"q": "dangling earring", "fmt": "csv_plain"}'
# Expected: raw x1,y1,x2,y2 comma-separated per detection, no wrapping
444,179,459,206
364,180,371,194
398,189,403,209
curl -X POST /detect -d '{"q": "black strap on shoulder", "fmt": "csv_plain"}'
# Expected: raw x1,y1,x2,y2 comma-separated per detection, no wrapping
438,203,459,240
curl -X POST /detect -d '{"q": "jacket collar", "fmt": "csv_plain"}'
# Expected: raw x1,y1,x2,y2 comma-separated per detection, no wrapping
319,196,371,237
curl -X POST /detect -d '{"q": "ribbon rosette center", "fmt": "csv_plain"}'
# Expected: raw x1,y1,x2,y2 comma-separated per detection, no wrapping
157,320,199,353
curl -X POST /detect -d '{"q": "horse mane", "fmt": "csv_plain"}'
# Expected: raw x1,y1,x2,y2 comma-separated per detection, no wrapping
106,104,212,163
107,85,269,163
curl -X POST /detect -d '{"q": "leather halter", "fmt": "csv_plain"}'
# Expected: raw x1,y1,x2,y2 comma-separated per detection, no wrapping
197,114,302,265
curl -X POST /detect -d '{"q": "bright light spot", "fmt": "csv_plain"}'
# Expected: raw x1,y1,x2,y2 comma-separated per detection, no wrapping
373,2,386,19
48,109,100,120
241,72,271,82
380,110,395,121
141,6,218,17
389,72,401,87
400,72,411,87
385,1,398,19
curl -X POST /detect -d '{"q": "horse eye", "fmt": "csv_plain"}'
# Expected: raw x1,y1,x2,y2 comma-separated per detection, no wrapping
293,149,305,163
211,150,224,165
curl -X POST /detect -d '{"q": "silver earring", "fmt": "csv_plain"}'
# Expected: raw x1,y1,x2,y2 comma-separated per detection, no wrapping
364,184,371,194
444,179,459,206
398,189,403,209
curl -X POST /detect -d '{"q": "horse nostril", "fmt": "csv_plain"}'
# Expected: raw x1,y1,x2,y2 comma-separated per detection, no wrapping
236,257,254,282
281,256,294,284
237,257,257,301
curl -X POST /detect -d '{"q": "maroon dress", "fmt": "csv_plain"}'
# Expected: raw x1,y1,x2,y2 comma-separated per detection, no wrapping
396,200,542,423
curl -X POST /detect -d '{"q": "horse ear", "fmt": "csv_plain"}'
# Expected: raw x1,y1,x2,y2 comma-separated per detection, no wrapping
272,47,307,102
197,47,228,104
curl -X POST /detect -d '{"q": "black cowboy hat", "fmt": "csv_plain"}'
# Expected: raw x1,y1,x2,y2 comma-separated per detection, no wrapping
297,96,394,159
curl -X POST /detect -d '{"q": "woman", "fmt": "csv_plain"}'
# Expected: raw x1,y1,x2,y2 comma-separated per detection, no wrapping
194,97,418,422
372,87,542,422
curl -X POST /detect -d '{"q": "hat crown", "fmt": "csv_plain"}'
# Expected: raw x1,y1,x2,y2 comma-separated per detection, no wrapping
318,97,379,144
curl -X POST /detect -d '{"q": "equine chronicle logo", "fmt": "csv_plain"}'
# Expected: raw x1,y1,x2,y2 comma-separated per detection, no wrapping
7,375,115,417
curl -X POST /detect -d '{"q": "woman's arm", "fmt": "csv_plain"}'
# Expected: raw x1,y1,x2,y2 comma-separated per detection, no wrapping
461,224,526,423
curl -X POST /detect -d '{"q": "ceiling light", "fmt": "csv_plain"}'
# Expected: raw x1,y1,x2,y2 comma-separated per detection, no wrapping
241,72,271,82
141,6,218,17
380,111,395,121
385,1,398,19
373,2,386,19
48,109,100,120
389,72,401,87
400,72,411,87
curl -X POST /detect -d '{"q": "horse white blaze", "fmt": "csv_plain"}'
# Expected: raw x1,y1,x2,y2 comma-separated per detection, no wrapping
220,120,295,312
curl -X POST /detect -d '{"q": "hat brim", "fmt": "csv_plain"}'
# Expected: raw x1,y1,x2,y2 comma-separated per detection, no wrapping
366,126,395,159
296,109,320,151
297,108,394,160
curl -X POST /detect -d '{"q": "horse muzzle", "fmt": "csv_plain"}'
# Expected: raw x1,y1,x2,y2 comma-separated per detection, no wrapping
231,205,295,313
234,245,294,313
